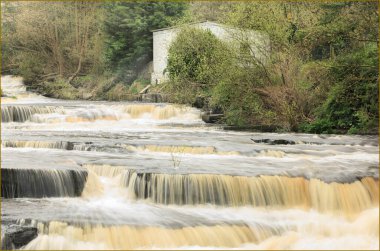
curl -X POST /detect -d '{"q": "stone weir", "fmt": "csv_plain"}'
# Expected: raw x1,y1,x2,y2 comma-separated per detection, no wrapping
83,164,379,215
1,105,64,123
1,168,87,198
124,171,378,214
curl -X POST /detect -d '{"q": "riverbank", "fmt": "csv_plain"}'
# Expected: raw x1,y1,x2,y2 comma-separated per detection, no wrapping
12,75,378,136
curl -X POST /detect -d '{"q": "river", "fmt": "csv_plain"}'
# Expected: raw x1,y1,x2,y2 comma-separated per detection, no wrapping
1,75,379,250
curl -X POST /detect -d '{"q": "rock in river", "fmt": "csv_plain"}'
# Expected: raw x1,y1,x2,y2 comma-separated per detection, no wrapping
1,225,38,250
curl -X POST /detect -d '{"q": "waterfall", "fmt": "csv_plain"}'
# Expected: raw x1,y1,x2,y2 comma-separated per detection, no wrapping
1,104,200,124
1,168,87,198
125,171,378,214
2,141,72,150
2,76,378,250
1,106,64,123
82,164,378,214
124,144,241,155
19,207,380,250
24,221,263,249
122,104,186,119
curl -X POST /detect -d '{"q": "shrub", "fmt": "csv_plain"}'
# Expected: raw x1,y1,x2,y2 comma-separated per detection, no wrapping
40,78,79,100
166,27,232,104
314,43,378,133
107,84,131,101
300,119,334,134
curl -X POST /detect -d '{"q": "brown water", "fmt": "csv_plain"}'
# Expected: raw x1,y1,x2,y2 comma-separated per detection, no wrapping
1,75,379,250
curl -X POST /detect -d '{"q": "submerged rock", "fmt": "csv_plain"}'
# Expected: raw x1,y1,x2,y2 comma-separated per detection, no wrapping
66,141,75,150
193,96,206,109
251,139,296,145
1,225,38,250
223,125,279,132
140,93,165,103
201,113,223,123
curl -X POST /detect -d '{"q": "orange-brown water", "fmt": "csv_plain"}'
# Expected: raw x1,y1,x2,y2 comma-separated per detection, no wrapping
1,76,379,250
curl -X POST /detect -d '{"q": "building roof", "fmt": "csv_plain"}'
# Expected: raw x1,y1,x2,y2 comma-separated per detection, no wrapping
151,20,268,41
151,20,224,33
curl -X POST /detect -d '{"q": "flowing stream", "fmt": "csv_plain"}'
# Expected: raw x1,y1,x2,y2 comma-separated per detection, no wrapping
1,75,379,250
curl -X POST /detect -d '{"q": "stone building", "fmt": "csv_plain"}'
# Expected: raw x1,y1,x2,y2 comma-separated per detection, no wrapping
151,20,269,85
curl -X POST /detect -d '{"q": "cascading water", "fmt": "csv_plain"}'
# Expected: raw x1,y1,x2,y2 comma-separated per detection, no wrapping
82,164,378,214
1,168,87,198
1,76,379,250
1,106,65,123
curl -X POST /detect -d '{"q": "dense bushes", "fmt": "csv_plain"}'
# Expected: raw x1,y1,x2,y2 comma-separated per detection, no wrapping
164,2,378,134
164,28,275,127
164,28,232,104
305,44,379,134
165,28,319,130
2,2,187,99
104,2,187,83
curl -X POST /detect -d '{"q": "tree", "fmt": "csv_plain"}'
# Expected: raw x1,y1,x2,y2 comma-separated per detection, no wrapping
215,2,323,129
2,2,105,85
301,2,379,134
166,28,232,104
103,2,187,83
164,1,378,133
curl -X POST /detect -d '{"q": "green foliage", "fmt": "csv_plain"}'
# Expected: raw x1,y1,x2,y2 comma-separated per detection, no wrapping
2,2,186,100
1,3,18,74
16,53,45,85
2,2,105,97
164,2,378,134
166,27,276,126
166,28,232,104
104,2,187,83
39,78,79,100
314,43,378,134
300,119,334,134
129,80,149,95
167,28,229,84
107,84,136,101
210,67,275,127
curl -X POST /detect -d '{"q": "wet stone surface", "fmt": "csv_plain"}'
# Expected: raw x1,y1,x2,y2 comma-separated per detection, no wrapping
1,225,38,250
